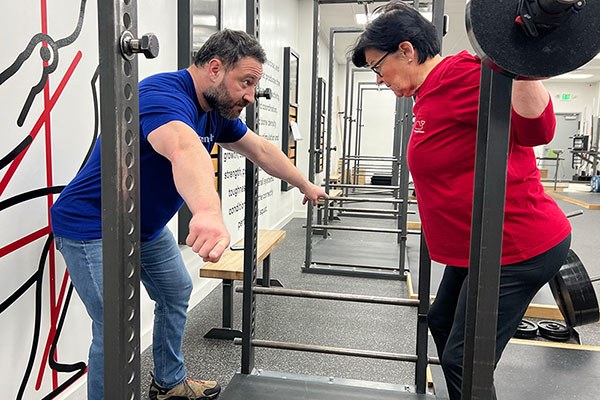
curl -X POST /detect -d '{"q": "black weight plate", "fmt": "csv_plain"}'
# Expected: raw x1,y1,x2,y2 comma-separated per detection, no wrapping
538,320,570,341
466,0,600,79
549,250,599,327
513,319,538,339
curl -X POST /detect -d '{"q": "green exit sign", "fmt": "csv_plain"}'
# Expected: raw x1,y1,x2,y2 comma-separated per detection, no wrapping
560,93,573,101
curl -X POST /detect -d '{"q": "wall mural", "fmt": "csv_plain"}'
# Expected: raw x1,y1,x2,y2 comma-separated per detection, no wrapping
0,0,97,398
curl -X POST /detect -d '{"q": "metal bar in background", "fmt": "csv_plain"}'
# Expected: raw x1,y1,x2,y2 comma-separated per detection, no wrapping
303,264,405,280
99,0,141,397
354,85,363,185
323,27,363,223
327,206,399,214
327,196,415,204
315,77,326,175
462,64,513,400
341,61,351,186
343,155,397,161
328,183,400,190
309,224,421,235
241,0,260,375
346,68,356,191
324,28,336,204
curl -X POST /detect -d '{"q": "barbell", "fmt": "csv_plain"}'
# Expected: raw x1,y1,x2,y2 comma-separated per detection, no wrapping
549,249,600,327
466,0,600,79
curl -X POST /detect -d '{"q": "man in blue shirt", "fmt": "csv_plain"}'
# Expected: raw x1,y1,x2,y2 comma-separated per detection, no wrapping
51,29,326,400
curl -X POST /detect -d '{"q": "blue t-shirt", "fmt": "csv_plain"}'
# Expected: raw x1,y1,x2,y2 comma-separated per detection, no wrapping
51,69,247,241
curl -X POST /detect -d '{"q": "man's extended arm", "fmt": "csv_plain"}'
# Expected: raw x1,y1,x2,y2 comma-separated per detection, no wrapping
147,120,230,262
220,129,328,204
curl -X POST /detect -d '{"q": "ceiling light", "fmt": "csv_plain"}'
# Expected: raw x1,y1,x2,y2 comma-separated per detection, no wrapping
551,73,593,80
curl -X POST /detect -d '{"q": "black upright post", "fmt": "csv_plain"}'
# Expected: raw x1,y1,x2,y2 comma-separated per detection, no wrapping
323,27,362,220
303,0,320,271
341,61,351,185
462,64,513,399
415,233,432,394
176,0,192,69
177,0,194,244
99,0,141,398
397,97,412,275
241,0,260,375
432,0,445,53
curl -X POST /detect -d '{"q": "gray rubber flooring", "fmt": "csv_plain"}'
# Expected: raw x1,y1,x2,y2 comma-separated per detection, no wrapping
140,194,600,396
555,190,600,205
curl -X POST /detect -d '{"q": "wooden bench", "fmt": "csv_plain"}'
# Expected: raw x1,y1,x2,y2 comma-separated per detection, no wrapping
200,229,286,340
328,172,341,184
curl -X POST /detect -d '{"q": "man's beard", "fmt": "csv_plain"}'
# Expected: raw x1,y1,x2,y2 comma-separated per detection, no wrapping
204,81,249,120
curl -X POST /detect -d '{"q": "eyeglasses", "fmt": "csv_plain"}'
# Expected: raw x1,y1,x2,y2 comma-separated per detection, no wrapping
370,51,392,77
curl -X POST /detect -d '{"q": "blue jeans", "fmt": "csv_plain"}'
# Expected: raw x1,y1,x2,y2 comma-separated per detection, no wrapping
55,227,193,400
427,234,571,400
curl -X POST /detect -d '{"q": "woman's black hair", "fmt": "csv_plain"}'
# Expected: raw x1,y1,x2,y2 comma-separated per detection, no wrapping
350,1,440,67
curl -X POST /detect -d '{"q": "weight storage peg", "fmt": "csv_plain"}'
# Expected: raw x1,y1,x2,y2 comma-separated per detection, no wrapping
255,88,272,100
120,32,159,60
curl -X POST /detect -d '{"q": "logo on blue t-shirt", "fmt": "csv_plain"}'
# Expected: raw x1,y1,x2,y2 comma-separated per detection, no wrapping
200,133,214,144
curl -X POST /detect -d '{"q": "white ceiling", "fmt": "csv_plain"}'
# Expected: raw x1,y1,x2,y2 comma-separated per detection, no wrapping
318,0,600,83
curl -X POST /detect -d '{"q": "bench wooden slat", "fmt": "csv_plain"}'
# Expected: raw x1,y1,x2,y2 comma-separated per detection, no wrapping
318,189,342,206
200,229,286,281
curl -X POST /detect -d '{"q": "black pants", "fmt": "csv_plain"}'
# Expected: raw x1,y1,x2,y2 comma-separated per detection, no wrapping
428,234,571,399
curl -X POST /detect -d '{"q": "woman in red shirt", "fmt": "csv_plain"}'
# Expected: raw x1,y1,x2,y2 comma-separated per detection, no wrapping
350,2,571,399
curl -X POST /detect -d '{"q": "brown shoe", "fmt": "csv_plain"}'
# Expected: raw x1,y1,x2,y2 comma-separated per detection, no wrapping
149,377,221,400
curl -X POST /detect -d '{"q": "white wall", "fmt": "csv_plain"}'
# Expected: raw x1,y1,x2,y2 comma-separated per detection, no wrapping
0,2,181,399
359,89,397,157
220,0,302,240
543,81,600,137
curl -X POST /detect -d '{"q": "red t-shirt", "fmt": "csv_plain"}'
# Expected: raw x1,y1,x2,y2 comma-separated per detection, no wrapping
407,51,571,267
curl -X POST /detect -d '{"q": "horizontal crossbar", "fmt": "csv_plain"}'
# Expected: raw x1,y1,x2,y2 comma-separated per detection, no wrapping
236,286,419,306
233,338,440,365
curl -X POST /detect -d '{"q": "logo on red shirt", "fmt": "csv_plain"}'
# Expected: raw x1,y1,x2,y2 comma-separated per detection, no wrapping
414,120,426,134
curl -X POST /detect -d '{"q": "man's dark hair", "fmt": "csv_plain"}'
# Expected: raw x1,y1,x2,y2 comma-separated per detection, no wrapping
194,29,267,69
350,1,440,67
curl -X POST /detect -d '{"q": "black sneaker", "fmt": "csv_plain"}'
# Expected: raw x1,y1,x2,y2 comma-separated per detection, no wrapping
148,376,221,400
